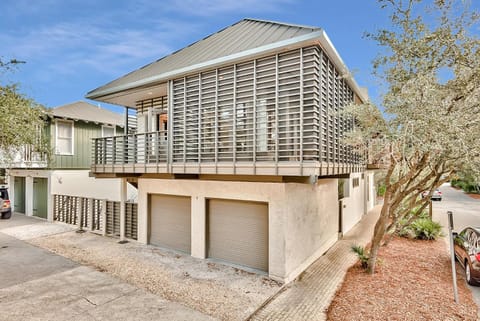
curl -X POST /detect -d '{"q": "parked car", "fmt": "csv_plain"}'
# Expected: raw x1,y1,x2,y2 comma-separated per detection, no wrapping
0,185,11,219
454,227,480,285
421,189,442,201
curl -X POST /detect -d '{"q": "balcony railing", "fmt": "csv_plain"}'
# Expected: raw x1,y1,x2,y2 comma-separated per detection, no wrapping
8,145,48,168
91,129,366,177
93,130,168,167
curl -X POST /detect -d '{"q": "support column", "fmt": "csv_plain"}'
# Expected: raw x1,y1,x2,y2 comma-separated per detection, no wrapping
191,196,206,259
137,181,148,244
101,199,107,236
47,175,54,222
25,176,34,216
119,178,127,242
8,174,15,213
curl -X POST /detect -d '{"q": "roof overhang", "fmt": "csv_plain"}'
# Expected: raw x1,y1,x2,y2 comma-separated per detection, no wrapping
86,30,368,107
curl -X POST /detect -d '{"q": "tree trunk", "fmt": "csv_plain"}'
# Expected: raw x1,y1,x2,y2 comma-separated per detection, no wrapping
367,194,390,274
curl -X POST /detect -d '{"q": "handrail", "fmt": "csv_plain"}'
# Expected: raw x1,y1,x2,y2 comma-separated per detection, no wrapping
92,130,168,165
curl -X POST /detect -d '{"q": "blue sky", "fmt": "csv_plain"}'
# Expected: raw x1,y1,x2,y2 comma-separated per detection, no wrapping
1,0,475,113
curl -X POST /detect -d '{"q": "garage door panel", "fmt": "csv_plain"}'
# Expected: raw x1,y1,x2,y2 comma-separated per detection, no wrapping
208,199,268,271
150,195,191,254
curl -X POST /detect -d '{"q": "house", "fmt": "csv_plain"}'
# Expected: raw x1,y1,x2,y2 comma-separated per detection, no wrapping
7,101,137,221
85,19,376,283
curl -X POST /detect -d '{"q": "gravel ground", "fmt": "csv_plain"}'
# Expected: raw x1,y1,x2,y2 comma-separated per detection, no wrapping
1,222,75,240
327,236,478,321
29,231,281,321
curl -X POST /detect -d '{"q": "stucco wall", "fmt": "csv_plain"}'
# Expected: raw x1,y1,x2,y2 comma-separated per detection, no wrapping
341,172,366,234
137,178,341,282
365,171,376,211
50,170,137,201
283,179,339,282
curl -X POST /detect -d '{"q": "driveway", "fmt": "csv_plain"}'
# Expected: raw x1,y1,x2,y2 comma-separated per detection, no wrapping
432,184,480,309
0,215,214,321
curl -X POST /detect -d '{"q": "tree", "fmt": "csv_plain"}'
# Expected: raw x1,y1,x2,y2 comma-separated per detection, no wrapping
0,58,49,166
347,0,480,273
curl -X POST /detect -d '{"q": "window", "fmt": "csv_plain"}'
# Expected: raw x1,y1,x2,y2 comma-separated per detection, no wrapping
56,120,73,155
102,125,115,137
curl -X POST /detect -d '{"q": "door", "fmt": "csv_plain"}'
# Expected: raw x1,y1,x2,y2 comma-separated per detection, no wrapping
14,177,26,213
33,177,48,219
207,199,268,271
149,194,191,253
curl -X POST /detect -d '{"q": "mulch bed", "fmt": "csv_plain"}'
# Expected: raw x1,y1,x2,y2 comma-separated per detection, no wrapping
327,237,478,321
467,193,480,200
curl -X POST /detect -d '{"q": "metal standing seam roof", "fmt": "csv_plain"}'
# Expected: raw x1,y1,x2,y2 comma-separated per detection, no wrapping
50,101,124,127
86,18,367,103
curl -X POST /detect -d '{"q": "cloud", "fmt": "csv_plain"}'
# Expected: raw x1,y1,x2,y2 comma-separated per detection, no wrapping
0,18,192,78
163,0,293,16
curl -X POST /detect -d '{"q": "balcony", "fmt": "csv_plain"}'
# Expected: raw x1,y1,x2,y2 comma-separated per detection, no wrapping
91,130,365,177
92,130,168,174
9,145,48,168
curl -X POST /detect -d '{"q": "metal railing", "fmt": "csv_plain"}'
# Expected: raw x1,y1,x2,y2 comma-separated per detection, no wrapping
93,130,168,166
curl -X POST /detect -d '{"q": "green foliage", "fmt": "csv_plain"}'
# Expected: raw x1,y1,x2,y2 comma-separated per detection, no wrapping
0,60,50,166
451,170,480,194
399,217,443,240
377,184,386,197
351,244,369,269
348,0,480,274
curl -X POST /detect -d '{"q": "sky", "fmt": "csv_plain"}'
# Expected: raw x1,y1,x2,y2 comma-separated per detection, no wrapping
0,0,477,114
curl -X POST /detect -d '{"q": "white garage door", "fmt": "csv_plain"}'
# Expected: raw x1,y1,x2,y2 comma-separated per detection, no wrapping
149,194,191,254
207,199,268,271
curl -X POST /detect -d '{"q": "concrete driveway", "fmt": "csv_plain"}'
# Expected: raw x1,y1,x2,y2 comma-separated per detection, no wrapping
0,215,215,321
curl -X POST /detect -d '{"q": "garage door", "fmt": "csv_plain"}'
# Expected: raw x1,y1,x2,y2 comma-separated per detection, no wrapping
207,199,268,271
149,194,191,254
33,178,48,219
14,177,26,213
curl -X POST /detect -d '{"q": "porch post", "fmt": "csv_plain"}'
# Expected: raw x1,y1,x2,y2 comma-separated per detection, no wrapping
119,177,127,242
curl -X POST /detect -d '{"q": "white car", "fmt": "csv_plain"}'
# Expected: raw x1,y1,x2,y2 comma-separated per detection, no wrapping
421,189,442,201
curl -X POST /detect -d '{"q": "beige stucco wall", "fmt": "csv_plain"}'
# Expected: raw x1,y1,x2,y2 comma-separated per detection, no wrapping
137,177,340,282
283,179,339,282
365,171,376,211
341,171,376,235
50,170,137,202
341,172,366,234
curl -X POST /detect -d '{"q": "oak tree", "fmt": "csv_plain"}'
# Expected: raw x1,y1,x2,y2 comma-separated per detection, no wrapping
0,58,49,166
348,0,480,273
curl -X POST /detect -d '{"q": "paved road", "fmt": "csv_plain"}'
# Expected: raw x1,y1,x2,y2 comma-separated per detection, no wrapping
0,215,215,321
432,183,480,307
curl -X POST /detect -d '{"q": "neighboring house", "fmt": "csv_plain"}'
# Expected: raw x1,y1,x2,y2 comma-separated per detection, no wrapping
86,19,376,283
8,101,137,221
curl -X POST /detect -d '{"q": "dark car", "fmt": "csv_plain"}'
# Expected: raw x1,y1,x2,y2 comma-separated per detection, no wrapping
454,227,480,285
421,189,442,201
0,185,12,219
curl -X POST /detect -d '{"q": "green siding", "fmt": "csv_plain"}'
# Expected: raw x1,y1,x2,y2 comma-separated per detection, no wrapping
49,120,123,169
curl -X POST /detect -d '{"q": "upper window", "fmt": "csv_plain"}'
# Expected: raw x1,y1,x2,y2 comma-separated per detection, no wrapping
55,120,74,155
102,125,115,137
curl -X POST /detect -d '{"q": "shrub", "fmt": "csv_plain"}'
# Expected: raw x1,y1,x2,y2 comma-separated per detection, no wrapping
351,244,369,269
400,218,443,240
377,184,386,197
